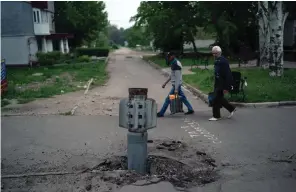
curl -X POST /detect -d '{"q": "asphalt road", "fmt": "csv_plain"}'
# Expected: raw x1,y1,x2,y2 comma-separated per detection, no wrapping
181,106,296,192
1,48,296,192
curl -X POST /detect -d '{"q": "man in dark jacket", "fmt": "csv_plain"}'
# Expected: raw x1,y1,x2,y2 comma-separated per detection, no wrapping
209,46,236,121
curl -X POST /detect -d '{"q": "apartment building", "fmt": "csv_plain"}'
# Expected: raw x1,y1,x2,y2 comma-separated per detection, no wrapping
1,1,73,66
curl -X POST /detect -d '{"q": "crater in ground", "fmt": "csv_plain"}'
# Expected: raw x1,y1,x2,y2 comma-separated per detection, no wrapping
88,138,219,189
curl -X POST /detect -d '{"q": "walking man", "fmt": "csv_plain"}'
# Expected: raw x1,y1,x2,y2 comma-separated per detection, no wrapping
157,52,194,117
210,46,236,121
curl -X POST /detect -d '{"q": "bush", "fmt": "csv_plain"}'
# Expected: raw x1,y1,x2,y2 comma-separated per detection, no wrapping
76,48,109,57
111,44,119,49
77,55,91,63
36,51,63,66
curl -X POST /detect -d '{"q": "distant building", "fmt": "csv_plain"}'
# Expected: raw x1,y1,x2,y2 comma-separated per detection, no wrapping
1,1,73,66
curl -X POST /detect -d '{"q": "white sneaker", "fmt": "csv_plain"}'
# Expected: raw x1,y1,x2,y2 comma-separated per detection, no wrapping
228,108,237,119
209,117,220,121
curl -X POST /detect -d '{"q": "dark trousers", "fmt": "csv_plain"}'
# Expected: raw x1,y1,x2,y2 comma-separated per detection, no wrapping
212,90,235,118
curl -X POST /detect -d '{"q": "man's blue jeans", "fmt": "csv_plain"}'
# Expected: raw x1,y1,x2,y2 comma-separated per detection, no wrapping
158,85,194,115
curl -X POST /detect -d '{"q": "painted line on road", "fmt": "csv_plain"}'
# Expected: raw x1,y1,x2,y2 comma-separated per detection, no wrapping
181,118,222,144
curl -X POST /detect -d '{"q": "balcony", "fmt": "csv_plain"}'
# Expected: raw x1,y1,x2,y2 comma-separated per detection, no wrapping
33,8,50,35
34,23,50,35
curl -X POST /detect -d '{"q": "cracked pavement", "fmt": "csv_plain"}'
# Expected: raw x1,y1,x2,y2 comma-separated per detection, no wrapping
2,48,296,192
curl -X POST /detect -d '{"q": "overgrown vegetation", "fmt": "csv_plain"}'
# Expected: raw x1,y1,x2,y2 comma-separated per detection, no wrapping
1,61,108,107
143,55,238,68
36,51,71,66
54,1,108,47
75,48,110,57
183,68,296,102
131,1,296,77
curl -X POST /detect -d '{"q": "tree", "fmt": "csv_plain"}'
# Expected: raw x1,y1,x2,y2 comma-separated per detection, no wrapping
132,1,259,55
54,1,108,48
107,24,126,46
257,1,290,76
131,1,185,52
268,2,289,77
258,1,270,68
201,1,258,56
124,26,151,48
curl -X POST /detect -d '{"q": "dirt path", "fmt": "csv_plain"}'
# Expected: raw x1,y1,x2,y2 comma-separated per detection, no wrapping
2,48,208,116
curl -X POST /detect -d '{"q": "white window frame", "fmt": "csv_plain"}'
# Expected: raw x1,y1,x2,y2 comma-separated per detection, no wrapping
33,9,41,24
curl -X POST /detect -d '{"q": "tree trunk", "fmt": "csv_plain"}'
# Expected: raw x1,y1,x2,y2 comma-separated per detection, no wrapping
190,30,198,54
258,1,270,69
268,1,288,77
191,39,198,54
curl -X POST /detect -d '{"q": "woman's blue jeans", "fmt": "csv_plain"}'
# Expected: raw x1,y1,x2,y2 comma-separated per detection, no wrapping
158,85,194,115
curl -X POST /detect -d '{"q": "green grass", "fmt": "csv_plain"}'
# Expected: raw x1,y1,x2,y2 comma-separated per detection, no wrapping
1,61,108,107
143,55,214,68
143,55,238,68
183,68,296,103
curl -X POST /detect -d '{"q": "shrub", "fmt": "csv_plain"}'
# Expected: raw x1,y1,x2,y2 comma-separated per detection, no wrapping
61,53,73,64
76,48,109,57
36,51,63,66
112,44,119,49
61,53,72,60
77,55,91,63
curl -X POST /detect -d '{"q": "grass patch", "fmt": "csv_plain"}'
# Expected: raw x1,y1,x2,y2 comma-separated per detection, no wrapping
143,55,213,68
143,55,238,68
1,61,108,106
59,111,72,116
183,68,296,102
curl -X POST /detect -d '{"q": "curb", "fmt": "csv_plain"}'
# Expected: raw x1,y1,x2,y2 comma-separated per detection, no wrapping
105,55,110,64
142,58,296,108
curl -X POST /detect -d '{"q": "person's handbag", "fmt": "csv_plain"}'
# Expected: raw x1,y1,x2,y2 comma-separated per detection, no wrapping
208,92,215,107
169,94,184,114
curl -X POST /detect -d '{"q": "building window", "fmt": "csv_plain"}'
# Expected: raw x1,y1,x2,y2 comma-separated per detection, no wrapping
33,9,41,23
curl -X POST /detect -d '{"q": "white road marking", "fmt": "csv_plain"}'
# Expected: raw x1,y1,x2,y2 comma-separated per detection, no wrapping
181,118,222,144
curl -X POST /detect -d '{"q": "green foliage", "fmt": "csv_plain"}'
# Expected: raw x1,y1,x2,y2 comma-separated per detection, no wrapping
183,68,296,102
94,31,110,48
76,48,109,57
2,61,108,104
131,1,185,52
131,1,264,56
111,44,119,49
108,24,126,46
54,1,108,47
195,27,216,40
124,25,151,48
77,55,91,63
143,55,237,68
36,51,64,66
